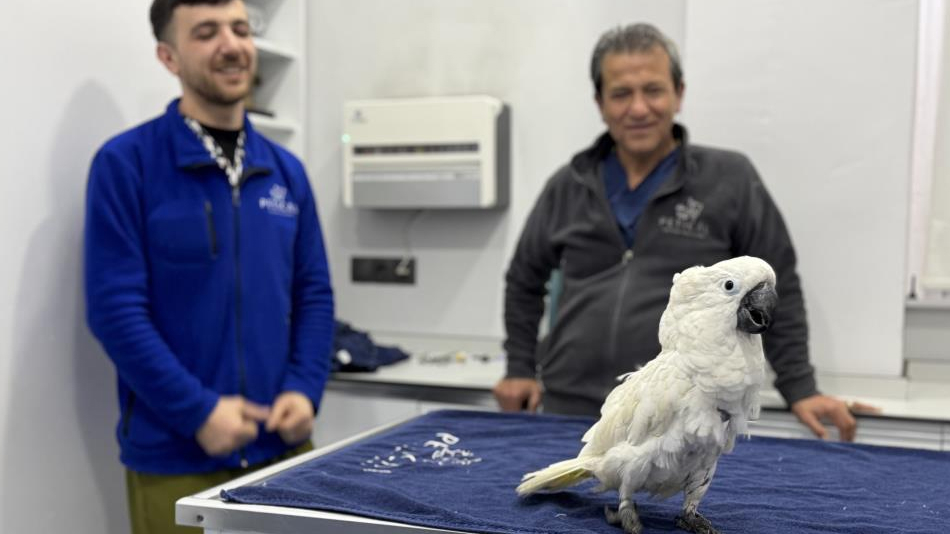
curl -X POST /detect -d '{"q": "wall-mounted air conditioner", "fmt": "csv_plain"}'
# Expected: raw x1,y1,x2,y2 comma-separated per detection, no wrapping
342,95,510,209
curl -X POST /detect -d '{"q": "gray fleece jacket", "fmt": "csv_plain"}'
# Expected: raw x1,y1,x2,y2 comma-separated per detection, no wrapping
504,124,817,416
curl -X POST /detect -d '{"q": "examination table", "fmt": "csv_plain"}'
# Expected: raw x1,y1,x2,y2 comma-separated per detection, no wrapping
177,409,949,533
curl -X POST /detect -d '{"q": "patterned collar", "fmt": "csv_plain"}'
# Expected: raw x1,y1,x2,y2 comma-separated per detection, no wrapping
183,116,246,186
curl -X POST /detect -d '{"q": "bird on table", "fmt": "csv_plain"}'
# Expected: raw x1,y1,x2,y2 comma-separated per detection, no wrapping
517,256,778,534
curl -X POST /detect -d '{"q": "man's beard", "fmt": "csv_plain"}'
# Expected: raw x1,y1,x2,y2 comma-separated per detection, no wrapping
182,59,253,106
196,81,248,106
190,74,250,106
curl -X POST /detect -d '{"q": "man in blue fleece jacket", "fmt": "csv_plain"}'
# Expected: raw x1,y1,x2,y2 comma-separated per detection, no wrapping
84,1,334,532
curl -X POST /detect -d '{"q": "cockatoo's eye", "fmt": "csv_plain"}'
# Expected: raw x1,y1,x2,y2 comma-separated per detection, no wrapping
723,279,740,294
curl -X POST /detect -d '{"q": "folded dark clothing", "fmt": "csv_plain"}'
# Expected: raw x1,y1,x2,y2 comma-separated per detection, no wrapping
331,320,409,372
222,409,950,534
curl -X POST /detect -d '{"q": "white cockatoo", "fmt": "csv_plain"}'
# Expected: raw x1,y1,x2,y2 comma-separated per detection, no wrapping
517,256,778,534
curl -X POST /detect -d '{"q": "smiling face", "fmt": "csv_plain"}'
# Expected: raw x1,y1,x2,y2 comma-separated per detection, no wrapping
595,46,683,167
157,0,256,110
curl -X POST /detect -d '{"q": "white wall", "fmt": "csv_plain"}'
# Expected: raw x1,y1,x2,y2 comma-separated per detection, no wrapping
309,0,685,337
1,2,177,533
680,0,917,375
925,0,950,289
311,0,917,377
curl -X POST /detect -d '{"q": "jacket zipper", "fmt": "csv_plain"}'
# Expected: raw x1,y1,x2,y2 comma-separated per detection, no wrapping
232,184,250,469
121,391,136,437
205,201,219,258
576,164,639,373
606,249,634,367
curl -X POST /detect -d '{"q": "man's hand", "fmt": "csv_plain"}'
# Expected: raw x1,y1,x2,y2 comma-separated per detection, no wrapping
196,395,271,456
791,394,881,441
265,391,314,445
493,378,542,412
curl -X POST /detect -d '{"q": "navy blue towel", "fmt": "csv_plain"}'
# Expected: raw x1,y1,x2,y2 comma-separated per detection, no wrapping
222,410,950,533
332,320,409,372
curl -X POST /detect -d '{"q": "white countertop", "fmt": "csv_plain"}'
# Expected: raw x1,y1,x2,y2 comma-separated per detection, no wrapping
333,332,950,423
334,352,503,390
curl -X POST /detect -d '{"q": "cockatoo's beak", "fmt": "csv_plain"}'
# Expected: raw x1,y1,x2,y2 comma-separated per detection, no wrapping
737,281,778,334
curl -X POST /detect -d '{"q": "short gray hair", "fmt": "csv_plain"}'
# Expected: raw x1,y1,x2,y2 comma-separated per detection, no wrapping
590,23,683,96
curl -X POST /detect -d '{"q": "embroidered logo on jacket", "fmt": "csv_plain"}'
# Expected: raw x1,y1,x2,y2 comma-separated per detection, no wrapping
259,184,299,217
658,197,709,239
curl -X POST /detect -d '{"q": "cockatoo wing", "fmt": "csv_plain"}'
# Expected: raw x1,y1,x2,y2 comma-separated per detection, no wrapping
579,355,692,457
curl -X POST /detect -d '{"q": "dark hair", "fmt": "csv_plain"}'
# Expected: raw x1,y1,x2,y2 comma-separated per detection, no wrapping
590,23,683,96
150,0,234,42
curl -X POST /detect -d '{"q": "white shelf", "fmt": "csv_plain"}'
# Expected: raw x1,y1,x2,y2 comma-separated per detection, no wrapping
906,298,950,310
249,113,299,134
254,37,297,61
244,0,305,155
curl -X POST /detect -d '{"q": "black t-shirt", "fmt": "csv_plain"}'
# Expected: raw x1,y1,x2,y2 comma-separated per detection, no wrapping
201,123,241,163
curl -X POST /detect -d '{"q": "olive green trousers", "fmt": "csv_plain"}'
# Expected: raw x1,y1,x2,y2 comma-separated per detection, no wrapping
125,442,313,534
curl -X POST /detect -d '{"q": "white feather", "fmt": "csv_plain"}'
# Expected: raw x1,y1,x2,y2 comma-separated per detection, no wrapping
517,256,774,501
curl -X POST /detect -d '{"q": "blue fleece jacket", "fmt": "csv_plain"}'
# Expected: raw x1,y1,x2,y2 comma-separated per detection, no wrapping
84,100,334,474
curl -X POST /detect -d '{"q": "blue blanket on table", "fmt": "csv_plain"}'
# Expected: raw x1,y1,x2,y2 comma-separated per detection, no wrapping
222,410,949,533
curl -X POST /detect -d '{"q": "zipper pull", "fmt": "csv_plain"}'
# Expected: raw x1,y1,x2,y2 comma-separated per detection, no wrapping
622,249,634,264
232,185,240,207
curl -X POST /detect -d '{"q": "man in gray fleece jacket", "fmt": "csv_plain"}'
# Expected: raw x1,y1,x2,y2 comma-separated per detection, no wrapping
494,22,866,440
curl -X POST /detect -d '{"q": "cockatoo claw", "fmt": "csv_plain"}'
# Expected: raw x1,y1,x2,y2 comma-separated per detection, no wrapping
675,511,719,534
604,502,642,534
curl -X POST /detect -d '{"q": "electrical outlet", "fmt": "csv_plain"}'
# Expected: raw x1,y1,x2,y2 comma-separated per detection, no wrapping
351,256,416,284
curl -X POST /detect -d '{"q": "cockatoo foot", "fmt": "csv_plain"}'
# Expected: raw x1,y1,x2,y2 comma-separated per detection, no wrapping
604,501,642,534
675,511,719,534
